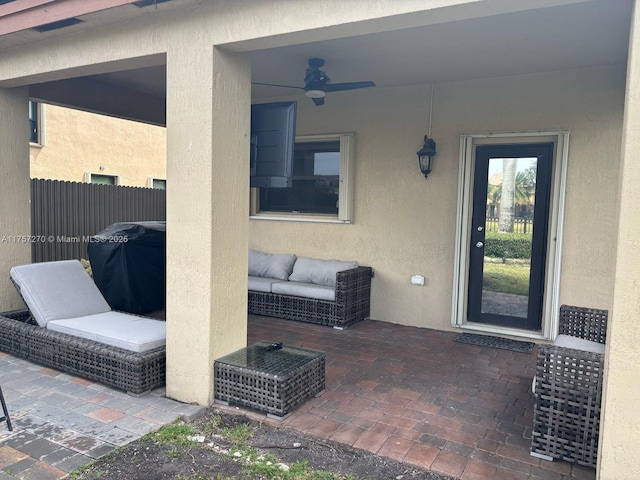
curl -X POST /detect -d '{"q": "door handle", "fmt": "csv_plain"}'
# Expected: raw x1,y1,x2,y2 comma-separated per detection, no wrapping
476,242,484,248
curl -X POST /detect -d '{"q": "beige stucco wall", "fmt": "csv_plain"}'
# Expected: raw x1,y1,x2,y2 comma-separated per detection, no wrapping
250,65,625,331
30,104,166,186
164,45,251,405
599,1,640,477
0,87,31,310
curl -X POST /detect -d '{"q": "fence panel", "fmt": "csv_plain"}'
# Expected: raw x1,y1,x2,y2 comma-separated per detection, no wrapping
485,217,533,234
31,179,166,262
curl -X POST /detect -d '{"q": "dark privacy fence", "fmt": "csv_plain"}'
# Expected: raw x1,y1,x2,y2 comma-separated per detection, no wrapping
31,179,166,262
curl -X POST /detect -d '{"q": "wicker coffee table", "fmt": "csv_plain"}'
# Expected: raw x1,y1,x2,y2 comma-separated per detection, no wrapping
214,342,325,419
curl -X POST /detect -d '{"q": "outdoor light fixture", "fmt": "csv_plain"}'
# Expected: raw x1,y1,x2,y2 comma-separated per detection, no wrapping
305,89,325,99
417,84,437,180
417,135,436,179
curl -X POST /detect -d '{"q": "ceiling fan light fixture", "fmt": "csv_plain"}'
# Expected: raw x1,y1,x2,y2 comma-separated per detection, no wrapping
305,89,325,99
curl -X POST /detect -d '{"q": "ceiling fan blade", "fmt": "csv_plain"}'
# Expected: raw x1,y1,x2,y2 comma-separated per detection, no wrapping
324,81,376,92
312,97,325,106
252,82,305,90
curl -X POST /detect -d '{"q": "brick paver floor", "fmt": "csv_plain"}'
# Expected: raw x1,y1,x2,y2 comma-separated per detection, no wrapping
0,353,205,480
0,315,597,480
236,314,597,480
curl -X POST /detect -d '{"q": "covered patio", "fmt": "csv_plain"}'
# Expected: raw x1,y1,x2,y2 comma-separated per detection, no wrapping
1,314,592,480
1,1,640,477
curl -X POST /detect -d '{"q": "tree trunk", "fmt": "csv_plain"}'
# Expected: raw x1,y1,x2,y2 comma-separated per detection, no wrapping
499,158,516,233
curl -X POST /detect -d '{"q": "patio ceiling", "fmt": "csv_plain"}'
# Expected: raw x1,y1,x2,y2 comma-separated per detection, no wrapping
23,0,634,124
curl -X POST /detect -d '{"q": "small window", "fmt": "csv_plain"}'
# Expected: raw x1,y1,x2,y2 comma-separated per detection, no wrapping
149,178,166,190
251,133,354,223
86,173,119,185
29,101,43,145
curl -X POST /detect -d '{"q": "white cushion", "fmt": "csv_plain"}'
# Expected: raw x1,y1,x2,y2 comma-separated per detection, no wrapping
553,334,606,354
248,250,297,280
288,257,358,287
47,311,166,353
10,260,111,327
271,281,336,301
248,276,281,293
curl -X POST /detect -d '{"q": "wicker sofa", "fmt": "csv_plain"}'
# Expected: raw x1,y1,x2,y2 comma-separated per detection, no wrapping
0,260,166,395
247,250,373,329
530,305,608,468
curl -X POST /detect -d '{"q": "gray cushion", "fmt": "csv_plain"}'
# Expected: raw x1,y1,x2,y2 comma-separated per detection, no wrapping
248,250,297,280
271,281,336,301
288,257,358,287
553,334,606,354
248,276,281,293
47,311,166,353
10,260,111,327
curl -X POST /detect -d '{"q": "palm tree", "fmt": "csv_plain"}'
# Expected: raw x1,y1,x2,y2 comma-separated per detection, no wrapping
498,159,517,232
487,163,537,231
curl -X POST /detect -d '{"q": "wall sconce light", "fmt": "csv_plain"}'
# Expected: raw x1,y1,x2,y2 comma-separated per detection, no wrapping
416,135,436,179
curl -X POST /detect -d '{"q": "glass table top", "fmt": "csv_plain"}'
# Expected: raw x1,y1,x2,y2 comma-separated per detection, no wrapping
215,341,324,376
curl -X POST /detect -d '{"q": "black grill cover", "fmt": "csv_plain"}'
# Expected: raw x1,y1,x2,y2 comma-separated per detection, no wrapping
87,221,166,315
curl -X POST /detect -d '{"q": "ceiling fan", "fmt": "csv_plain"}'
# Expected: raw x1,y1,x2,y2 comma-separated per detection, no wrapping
253,58,376,106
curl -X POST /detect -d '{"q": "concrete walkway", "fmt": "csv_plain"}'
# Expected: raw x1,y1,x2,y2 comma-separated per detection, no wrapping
0,352,205,480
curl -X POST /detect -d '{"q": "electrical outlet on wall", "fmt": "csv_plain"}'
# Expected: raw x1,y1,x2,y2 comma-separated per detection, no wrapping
411,275,425,286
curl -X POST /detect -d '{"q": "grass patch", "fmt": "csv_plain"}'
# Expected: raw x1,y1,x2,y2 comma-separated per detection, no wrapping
483,262,530,296
71,413,381,480
220,422,253,447
153,419,197,446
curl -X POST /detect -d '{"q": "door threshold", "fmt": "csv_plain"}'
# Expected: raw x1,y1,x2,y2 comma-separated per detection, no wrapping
457,322,546,341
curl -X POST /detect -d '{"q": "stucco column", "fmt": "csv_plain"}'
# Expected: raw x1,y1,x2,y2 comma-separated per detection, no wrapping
165,45,250,405
0,87,31,309
599,1,640,478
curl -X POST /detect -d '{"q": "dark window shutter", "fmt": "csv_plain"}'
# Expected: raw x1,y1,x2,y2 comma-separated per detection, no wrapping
250,101,297,188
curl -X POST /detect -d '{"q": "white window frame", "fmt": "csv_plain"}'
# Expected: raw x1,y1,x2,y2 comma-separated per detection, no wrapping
29,101,45,147
451,130,570,340
84,172,121,185
250,133,355,224
147,177,166,189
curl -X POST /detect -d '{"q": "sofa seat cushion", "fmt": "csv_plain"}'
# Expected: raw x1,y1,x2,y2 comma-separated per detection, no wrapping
248,276,281,293
288,257,358,287
553,334,605,354
249,250,297,280
10,260,112,327
271,281,336,301
47,311,166,353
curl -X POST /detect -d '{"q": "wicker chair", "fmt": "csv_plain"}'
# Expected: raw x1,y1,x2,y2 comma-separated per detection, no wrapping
531,305,608,468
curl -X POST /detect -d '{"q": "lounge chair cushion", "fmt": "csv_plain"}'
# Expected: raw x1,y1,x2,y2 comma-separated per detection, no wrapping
10,260,111,327
248,250,297,281
47,311,166,353
271,281,336,301
553,334,606,354
248,276,280,293
288,257,358,287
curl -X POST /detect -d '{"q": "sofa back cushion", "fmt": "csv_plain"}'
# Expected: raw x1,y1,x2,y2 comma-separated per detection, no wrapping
248,250,297,281
10,260,112,327
288,257,358,287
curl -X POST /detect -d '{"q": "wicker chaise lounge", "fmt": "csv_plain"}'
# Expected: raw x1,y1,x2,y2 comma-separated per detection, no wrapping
0,260,166,395
531,305,608,468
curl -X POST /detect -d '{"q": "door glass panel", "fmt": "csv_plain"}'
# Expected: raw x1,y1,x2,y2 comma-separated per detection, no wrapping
481,157,537,318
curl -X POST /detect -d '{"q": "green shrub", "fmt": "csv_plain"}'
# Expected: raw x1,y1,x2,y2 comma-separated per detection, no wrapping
484,231,532,259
